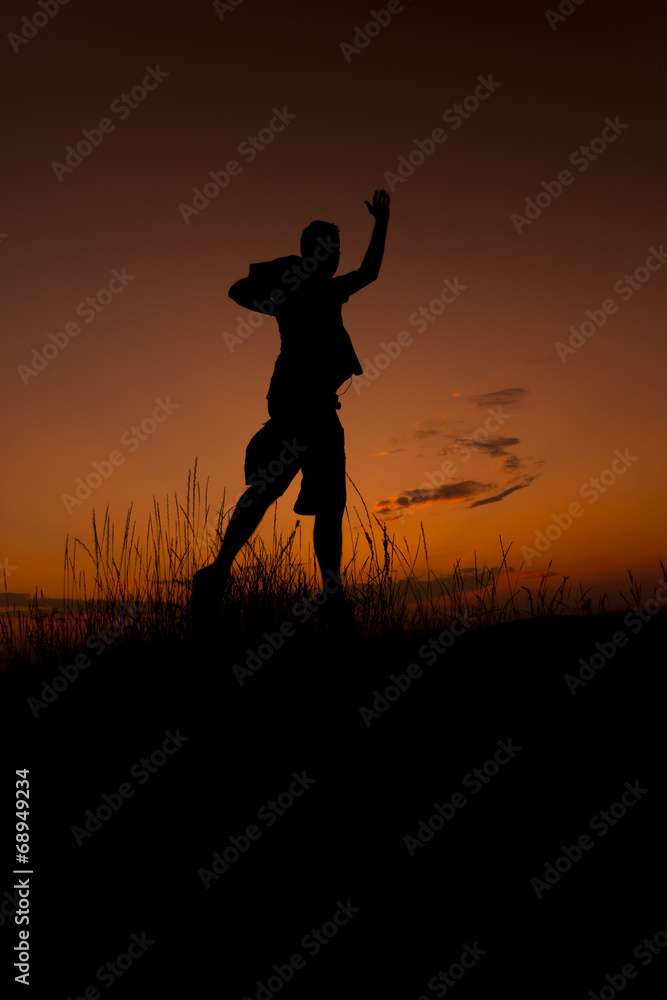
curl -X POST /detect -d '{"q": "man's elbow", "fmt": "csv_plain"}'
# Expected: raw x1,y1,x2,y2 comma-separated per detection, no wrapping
228,279,252,306
359,267,380,285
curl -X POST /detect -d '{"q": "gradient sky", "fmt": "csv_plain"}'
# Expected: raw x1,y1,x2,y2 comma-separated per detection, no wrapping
2,0,666,607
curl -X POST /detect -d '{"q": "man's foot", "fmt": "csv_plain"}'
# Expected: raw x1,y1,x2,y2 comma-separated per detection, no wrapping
191,564,228,626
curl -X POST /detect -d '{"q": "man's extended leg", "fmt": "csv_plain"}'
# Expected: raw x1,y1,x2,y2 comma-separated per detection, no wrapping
212,485,274,585
192,418,301,620
191,486,274,616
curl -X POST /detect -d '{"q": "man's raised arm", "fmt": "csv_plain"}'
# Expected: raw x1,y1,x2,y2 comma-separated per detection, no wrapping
336,189,391,297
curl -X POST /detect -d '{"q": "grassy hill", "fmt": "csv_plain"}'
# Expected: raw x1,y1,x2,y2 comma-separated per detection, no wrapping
4,472,666,996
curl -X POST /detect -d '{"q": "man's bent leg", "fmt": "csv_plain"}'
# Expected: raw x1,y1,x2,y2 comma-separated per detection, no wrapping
313,505,358,634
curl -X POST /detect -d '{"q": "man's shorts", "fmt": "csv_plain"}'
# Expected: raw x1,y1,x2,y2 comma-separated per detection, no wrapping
243,408,346,515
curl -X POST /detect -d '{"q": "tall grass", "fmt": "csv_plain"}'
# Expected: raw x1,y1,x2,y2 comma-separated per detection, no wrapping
1,462,657,669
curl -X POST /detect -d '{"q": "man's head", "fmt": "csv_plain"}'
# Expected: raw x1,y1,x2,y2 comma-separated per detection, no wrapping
300,221,340,279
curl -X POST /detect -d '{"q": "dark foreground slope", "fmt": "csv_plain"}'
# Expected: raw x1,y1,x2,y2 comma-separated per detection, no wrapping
6,612,667,998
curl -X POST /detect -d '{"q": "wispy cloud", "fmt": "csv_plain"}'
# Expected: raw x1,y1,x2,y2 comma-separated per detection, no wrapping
455,435,520,458
453,434,532,476
501,454,522,472
375,480,493,517
372,386,542,517
467,474,539,507
375,470,540,517
464,387,528,408
412,417,449,440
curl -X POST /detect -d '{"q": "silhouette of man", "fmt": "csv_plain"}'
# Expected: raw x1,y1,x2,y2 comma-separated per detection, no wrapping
192,189,390,619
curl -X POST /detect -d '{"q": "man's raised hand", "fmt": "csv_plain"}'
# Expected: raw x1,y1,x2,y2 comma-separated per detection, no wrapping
364,189,390,224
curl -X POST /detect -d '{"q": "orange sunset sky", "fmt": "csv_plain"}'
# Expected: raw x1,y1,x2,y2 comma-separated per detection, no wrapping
2,0,665,608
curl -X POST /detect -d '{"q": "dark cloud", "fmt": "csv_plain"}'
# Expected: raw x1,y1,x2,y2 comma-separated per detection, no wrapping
373,386,543,518
467,475,539,508
455,436,521,458
381,392,527,455
452,435,530,476
465,387,528,408
375,466,542,516
375,480,494,517
412,418,447,440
